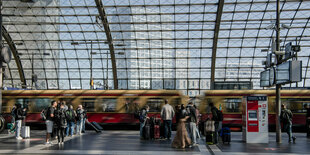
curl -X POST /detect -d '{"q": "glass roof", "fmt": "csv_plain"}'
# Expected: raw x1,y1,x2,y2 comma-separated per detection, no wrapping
2,0,310,96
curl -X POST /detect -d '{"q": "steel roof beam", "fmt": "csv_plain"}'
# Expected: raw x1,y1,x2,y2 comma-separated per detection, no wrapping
95,0,118,89
1,26,26,88
211,0,224,86
3,17,308,25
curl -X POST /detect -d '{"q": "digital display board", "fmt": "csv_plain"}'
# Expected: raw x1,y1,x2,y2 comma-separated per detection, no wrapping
260,70,270,87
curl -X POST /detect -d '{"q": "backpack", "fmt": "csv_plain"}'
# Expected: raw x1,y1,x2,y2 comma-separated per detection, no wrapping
76,109,84,121
212,107,223,121
216,109,223,121
66,110,75,122
281,110,291,122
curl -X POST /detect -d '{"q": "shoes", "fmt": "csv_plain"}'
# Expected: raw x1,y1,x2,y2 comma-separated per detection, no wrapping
16,137,23,140
45,141,52,145
192,143,199,146
293,137,296,143
58,142,61,145
61,142,64,144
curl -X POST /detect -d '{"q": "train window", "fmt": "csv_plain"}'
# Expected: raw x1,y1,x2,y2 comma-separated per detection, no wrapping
223,98,241,113
146,98,164,112
1,97,11,113
98,98,117,112
282,98,310,113
15,98,52,112
125,98,140,113
81,98,96,112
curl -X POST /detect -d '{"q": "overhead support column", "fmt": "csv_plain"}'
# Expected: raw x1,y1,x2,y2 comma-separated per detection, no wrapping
95,0,118,89
2,26,26,88
210,0,224,88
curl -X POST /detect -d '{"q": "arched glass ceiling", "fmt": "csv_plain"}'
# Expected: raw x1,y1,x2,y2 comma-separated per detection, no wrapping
2,0,310,96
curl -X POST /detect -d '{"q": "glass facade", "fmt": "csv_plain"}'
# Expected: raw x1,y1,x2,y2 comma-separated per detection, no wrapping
2,0,310,96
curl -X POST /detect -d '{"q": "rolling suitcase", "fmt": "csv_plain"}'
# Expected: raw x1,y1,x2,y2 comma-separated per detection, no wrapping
86,120,101,133
21,126,30,138
144,124,151,140
205,131,215,145
154,125,160,139
221,127,231,144
91,122,103,131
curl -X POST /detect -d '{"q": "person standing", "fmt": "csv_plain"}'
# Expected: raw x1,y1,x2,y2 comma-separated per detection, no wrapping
81,106,87,133
45,101,57,145
280,104,296,143
209,102,223,144
139,105,149,139
66,105,76,137
161,100,175,140
186,102,198,146
76,105,85,135
13,103,26,140
56,103,67,144
172,105,191,149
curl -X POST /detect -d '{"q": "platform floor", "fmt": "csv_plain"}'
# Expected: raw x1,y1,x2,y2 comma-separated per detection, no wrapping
0,130,309,155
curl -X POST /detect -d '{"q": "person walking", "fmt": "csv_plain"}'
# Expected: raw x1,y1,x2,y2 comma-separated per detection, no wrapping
13,103,26,140
172,105,191,149
209,102,223,144
45,101,57,145
280,104,296,143
161,100,175,140
55,103,67,144
81,105,87,133
66,105,76,137
139,105,149,139
76,105,85,135
186,102,198,146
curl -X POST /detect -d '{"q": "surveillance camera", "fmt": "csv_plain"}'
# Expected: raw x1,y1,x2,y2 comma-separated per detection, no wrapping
281,24,291,29
265,24,274,30
274,51,285,55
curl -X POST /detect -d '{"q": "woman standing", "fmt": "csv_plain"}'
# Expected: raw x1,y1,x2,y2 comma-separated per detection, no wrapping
56,103,67,144
172,104,191,149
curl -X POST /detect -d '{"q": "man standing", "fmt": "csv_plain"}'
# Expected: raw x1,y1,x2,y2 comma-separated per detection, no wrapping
161,100,175,140
76,105,85,135
45,101,57,145
209,102,223,144
186,102,198,146
280,104,296,143
14,103,26,140
66,105,76,137
139,105,149,139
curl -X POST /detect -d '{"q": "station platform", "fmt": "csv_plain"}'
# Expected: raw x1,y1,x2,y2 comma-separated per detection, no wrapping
0,130,309,155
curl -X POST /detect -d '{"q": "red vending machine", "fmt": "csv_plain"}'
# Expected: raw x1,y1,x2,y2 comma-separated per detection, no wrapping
242,96,268,143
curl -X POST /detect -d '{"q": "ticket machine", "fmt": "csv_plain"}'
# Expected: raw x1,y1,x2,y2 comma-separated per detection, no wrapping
242,96,268,143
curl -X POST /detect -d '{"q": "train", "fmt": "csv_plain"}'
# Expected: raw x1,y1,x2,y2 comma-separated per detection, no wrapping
1,89,309,131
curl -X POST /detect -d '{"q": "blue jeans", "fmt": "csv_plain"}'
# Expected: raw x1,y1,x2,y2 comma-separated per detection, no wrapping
82,118,86,132
140,121,145,138
76,120,83,135
186,122,197,144
283,122,293,141
164,120,172,139
15,120,22,138
66,121,75,136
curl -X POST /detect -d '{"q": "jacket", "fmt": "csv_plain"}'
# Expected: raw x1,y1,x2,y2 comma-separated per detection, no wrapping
186,105,197,123
280,108,293,124
161,104,175,120
140,108,148,123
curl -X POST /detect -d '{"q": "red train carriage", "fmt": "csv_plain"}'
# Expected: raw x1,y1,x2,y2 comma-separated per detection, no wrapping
201,90,309,131
1,90,188,127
